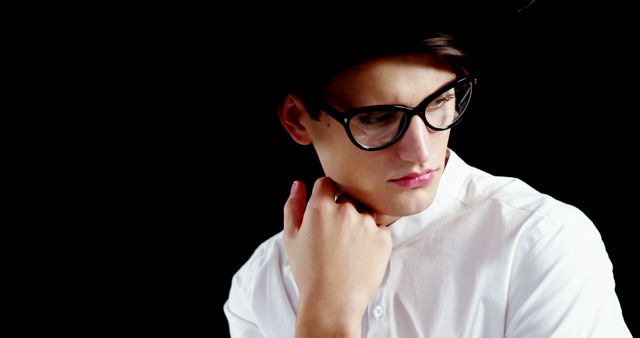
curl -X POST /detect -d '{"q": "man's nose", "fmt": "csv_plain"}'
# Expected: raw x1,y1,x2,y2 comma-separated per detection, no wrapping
396,115,431,163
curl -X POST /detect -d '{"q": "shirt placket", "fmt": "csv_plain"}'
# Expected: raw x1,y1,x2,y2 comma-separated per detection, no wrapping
365,262,390,337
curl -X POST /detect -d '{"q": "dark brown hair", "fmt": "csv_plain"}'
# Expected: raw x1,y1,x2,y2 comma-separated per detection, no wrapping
281,31,471,120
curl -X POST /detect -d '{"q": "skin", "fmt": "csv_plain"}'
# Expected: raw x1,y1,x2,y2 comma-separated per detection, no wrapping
279,53,457,337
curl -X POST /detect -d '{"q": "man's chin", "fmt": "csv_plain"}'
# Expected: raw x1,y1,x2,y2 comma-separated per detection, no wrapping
374,201,432,227
379,196,435,218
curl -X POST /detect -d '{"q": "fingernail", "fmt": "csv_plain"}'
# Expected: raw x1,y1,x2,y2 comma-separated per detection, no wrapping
290,181,298,194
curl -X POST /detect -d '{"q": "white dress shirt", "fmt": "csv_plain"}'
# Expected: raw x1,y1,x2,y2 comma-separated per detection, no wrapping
224,150,631,337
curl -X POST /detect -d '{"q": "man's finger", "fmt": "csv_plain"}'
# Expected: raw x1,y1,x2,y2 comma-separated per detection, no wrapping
335,190,375,216
284,180,307,237
309,176,338,205
334,191,354,204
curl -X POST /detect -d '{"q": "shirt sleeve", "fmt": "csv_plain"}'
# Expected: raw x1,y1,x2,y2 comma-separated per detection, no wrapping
224,296,263,337
504,208,631,337
224,257,265,338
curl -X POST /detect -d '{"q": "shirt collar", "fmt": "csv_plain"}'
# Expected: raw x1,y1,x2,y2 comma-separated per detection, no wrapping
389,149,472,248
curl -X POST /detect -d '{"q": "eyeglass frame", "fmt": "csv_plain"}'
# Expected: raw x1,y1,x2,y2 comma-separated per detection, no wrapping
314,76,477,151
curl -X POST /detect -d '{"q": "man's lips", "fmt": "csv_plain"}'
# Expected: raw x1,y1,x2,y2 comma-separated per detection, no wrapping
389,169,437,188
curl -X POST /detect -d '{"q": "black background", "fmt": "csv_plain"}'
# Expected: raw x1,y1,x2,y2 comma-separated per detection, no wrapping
136,1,637,335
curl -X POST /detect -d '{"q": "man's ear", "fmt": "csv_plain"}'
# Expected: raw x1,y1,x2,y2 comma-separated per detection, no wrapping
278,94,313,145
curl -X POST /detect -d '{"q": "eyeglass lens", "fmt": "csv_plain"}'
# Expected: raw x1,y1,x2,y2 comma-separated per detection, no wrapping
349,80,472,148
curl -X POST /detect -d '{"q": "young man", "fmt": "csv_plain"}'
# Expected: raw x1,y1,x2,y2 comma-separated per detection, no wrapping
224,32,630,337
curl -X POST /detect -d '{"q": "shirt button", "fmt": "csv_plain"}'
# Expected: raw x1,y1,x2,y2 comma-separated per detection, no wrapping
373,305,384,319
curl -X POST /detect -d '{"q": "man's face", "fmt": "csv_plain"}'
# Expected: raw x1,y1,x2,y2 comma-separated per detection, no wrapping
301,54,455,225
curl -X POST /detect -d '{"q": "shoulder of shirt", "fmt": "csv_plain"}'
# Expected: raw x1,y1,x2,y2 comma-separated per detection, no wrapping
459,160,600,249
231,231,286,293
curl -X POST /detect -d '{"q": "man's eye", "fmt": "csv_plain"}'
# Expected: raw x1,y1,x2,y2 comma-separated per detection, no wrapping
427,94,454,110
355,111,399,125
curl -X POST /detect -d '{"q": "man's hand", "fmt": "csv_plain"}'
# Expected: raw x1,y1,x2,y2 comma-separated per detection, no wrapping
283,177,392,337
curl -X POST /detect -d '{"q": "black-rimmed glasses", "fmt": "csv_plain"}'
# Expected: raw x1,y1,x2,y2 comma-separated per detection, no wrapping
317,76,476,151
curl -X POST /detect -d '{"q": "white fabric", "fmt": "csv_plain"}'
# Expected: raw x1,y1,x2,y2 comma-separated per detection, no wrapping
224,150,631,337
